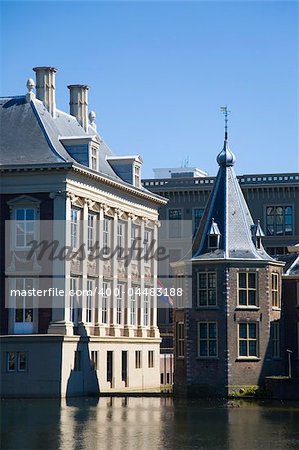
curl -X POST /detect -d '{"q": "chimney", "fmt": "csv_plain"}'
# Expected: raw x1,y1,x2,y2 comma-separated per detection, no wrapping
33,66,57,117
67,84,89,132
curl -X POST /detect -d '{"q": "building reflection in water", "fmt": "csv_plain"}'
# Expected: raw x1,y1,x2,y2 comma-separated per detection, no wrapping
1,398,299,450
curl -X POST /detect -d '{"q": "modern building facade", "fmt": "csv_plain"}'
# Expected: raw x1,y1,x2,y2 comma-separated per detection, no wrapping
0,67,167,397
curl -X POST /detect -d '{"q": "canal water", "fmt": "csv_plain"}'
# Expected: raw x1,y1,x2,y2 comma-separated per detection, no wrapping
1,397,299,450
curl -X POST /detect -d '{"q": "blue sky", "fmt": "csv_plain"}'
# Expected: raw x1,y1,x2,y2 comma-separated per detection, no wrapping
0,1,298,177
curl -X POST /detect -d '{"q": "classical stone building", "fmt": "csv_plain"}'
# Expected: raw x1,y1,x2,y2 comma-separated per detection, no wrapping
170,133,286,396
0,67,167,397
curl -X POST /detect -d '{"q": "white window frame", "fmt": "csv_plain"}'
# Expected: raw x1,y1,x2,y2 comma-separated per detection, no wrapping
10,277,37,334
238,272,258,307
197,322,218,358
70,277,79,325
86,278,94,323
271,273,280,309
101,281,110,324
88,213,96,251
144,291,150,327
176,322,185,358
271,321,280,358
90,145,98,171
116,283,124,325
238,322,259,358
103,217,111,256
71,208,80,249
197,272,217,307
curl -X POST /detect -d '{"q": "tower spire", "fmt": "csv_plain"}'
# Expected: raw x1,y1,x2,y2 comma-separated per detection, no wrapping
220,105,230,140
217,106,235,166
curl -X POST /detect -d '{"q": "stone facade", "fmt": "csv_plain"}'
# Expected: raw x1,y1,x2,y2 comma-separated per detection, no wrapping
0,67,167,397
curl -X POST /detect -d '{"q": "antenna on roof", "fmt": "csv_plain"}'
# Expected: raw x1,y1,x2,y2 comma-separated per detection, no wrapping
220,106,231,140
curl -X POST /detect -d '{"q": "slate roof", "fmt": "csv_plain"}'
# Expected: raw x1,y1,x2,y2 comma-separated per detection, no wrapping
193,138,276,262
278,253,299,276
0,95,119,179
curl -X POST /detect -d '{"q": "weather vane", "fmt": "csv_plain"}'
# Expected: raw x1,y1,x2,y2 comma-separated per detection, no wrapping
220,106,231,140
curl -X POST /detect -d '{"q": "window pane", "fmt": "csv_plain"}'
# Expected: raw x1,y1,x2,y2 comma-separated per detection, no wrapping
248,273,256,288
239,290,247,305
239,324,247,338
248,291,256,306
248,323,257,339
249,341,257,356
239,341,247,356
198,274,207,289
25,209,34,220
199,323,207,339
209,323,216,338
209,340,217,356
16,209,24,220
208,273,216,288
239,273,246,288
18,352,27,371
199,291,207,306
200,340,208,356
8,352,16,371
208,290,216,305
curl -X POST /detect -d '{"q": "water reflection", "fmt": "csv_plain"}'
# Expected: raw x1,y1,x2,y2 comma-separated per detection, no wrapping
1,397,299,450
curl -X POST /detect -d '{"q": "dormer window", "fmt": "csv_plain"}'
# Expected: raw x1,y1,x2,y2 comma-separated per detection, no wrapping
208,235,219,249
134,164,141,188
251,220,265,250
90,145,98,171
208,218,221,250
256,236,261,249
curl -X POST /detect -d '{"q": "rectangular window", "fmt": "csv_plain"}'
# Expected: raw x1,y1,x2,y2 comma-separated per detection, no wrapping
116,284,124,325
148,350,154,368
197,272,217,307
134,165,141,187
74,351,81,371
107,351,113,382
135,350,142,369
144,229,152,261
7,352,16,372
86,279,94,323
238,272,257,306
131,224,140,260
91,351,98,370
238,323,258,357
121,351,128,383
70,277,79,324
176,322,185,358
144,291,149,327
101,281,110,324
271,322,280,358
130,289,137,326
271,273,280,308
6,352,27,372
168,209,182,238
15,278,34,324
266,206,293,236
91,146,98,171
103,217,111,256
193,208,204,233
117,221,125,258
88,213,96,251
15,208,36,248
198,322,218,357
71,208,79,248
